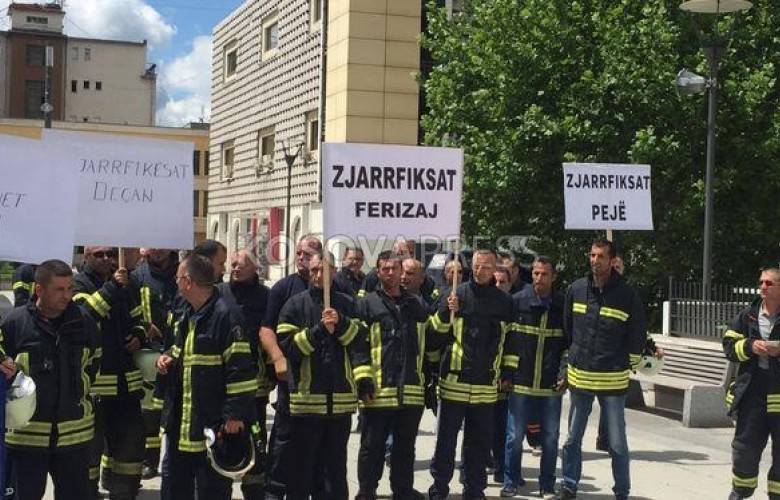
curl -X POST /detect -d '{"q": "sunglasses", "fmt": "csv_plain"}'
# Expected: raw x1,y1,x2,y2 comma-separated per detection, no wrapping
91,250,117,259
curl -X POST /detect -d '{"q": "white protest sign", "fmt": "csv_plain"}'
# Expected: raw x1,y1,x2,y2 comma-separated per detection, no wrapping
563,163,653,230
0,134,79,264
322,143,463,240
43,129,194,249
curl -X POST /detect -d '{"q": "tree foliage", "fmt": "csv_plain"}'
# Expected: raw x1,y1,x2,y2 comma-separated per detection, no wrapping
421,0,780,305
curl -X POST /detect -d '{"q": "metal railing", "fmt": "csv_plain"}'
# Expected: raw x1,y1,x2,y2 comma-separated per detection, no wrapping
666,278,756,339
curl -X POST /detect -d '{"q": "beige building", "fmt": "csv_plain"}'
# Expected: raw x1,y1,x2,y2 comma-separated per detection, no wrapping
209,0,423,279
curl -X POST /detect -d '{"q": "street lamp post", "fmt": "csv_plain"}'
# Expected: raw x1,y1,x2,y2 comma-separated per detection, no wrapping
677,0,751,299
280,140,304,277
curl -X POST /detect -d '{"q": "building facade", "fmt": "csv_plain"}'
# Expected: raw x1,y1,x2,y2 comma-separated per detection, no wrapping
0,2,156,126
0,118,210,244
209,0,423,280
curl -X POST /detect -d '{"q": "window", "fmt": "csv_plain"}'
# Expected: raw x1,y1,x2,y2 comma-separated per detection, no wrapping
84,48,91,61
223,41,238,80
83,80,90,90
258,128,275,168
310,0,322,29
27,16,48,25
305,111,319,156
26,45,45,66
71,46,79,61
193,150,201,176
193,190,200,217
222,141,235,180
95,81,102,91
203,191,208,217
262,12,279,58
71,80,78,93
204,151,210,175
24,80,44,119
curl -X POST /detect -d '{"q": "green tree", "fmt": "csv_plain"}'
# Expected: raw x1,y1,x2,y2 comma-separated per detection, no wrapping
422,0,780,312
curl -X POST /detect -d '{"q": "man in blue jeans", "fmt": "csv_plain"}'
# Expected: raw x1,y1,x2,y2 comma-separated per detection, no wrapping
501,256,566,499
560,240,646,500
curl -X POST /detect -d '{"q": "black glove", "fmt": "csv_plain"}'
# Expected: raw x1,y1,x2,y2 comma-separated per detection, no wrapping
357,378,375,403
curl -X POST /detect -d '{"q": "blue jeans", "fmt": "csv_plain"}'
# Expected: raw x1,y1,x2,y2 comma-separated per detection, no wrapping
503,393,562,492
562,391,630,497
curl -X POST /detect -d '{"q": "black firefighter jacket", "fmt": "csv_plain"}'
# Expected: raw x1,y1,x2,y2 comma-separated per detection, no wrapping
161,288,257,453
564,270,646,395
357,287,432,409
509,287,567,397
723,298,780,416
429,279,516,405
74,266,145,399
0,302,100,450
276,286,369,416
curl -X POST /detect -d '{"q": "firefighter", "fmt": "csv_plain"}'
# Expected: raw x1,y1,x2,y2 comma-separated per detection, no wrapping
359,239,436,300
11,263,36,307
724,267,780,500
74,246,146,500
333,247,366,297
276,251,371,500
129,248,179,479
192,239,228,283
0,259,100,500
261,235,322,499
428,249,516,500
560,239,646,500
502,256,566,499
156,254,257,500
217,250,271,500
355,250,431,500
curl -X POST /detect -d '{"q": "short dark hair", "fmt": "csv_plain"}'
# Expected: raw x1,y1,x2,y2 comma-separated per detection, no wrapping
343,247,364,257
591,239,616,259
193,239,227,259
376,250,402,269
533,255,557,272
298,236,323,253
472,248,498,263
35,260,72,286
182,254,215,287
312,250,336,264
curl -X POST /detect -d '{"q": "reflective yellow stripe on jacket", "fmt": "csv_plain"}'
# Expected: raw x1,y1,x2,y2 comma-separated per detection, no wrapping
567,366,631,392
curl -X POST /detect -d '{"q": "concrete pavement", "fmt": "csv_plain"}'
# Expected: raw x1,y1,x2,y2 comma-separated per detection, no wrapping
43,392,769,499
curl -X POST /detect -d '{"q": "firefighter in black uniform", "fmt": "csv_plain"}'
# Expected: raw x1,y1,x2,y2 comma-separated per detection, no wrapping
218,249,271,500
333,247,366,297
276,251,371,499
428,249,516,500
724,267,780,500
262,235,322,498
11,263,36,307
355,250,431,500
358,240,436,300
129,248,179,479
0,260,101,500
74,246,146,500
560,239,646,500
156,254,257,500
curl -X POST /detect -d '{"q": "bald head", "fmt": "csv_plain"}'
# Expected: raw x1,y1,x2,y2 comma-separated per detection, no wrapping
401,258,424,294
230,250,258,283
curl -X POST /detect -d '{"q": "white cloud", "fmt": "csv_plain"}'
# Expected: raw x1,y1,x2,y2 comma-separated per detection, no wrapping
156,36,212,126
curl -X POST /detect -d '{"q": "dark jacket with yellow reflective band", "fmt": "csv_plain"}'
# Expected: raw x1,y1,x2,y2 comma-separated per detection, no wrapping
0,302,100,450
564,270,646,395
130,258,179,335
74,266,145,399
429,280,515,404
357,288,431,408
160,288,257,453
12,263,36,307
218,278,274,399
723,298,780,415
276,287,368,416
509,287,566,397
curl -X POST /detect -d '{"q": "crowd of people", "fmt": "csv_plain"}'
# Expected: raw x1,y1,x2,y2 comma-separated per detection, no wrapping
2,236,776,500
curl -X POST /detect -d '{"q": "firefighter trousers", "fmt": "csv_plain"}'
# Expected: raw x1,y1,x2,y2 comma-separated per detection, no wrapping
89,396,145,500
266,406,293,497
732,370,780,499
9,446,90,500
241,397,269,500
286,414,351,500
429,400,494,500
160,427,232,500
357,406,424,499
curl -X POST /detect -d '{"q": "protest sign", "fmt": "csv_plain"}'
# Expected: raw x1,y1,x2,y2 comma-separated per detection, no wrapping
0,134,79,264
44,129,194,249
321,143,463,240
563,163,653,231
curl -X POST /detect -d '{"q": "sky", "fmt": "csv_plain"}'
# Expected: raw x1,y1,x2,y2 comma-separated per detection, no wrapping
0,0,246,126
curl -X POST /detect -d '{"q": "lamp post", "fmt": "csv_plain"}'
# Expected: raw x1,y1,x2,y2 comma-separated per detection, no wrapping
677,0,752,299
279,140,304,277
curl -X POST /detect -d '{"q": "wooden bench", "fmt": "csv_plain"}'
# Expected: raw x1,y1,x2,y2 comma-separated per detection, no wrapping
631,334,735,428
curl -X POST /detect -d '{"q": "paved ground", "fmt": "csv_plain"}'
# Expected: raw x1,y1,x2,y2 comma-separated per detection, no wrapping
43,392,769,499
